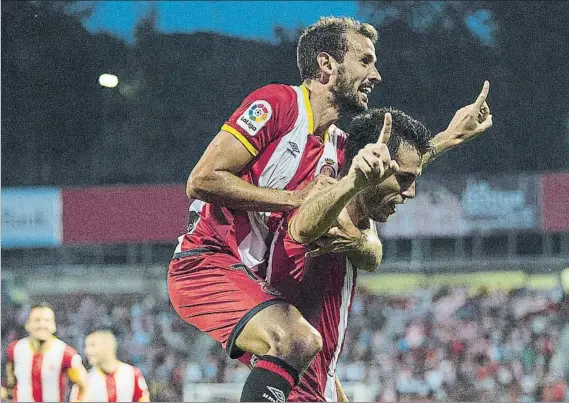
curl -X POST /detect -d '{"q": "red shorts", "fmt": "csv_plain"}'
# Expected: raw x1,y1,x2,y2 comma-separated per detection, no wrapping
167,248,287,358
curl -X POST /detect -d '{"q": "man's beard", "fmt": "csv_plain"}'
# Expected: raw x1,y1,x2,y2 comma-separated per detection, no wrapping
331,67,366,115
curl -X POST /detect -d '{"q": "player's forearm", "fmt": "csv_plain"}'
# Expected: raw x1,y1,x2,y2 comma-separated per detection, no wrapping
6,361,16,388
335,376,349,402
421,130,461,167
346,228,383,272
6,362,15,390
187,170,301,212
290,176,360,244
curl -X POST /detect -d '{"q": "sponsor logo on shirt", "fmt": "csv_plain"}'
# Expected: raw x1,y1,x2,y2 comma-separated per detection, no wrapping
286,141,299,158
237,100,272,135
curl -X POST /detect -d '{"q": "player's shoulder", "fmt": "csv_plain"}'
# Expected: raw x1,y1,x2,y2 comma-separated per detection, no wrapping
6,339,22,359
9,337,29,350
54,337,76,351
118,361,139,373
246,83,298,106
7,338,22,349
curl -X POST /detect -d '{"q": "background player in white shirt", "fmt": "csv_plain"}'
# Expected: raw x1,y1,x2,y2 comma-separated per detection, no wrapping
5,302,88,402
78,330,150,402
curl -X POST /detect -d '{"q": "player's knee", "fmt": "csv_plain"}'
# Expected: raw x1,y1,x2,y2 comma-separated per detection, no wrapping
301,323,323,359
270,322,322,366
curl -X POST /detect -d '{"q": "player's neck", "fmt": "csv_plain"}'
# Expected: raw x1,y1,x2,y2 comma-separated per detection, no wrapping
29,336,53,353
302,80,340,138
98,358,119,375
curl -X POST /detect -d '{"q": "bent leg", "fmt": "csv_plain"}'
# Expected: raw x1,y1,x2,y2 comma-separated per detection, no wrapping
235,303,322,372
234,303,323,402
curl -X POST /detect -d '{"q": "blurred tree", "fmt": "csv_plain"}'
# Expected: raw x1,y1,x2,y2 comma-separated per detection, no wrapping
469,1,569,172
126,14,300,184
3,1,566,187
1,0,128,186
358,0,569,173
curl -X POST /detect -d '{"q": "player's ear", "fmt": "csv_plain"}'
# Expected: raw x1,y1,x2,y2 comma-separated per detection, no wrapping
316,52,337,84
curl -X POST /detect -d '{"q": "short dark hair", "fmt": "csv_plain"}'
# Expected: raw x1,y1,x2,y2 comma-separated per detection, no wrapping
30,301,55,311
29,301,55,320
346,107,433,165
297,16,378,81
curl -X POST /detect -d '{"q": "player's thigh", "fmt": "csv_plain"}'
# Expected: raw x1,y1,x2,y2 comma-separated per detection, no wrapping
235,302,318,357
168,251,287,356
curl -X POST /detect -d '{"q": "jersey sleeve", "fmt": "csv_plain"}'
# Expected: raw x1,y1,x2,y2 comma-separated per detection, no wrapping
62,345,81,370
132,367,149,402
6,341,17,362
222,84,297,157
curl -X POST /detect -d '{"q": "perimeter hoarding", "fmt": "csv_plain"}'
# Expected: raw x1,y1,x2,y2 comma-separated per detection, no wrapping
1,187,62,248
379,173,540,238
61,184,188,244
541,172,569,232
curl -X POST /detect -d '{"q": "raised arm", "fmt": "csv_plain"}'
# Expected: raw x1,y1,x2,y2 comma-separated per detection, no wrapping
422,81,493,167
289,113,397,244
288,174,362,244
187,130,303,212
187,84,310,212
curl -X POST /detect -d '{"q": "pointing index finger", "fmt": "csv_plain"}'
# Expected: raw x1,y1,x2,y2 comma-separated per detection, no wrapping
474,80,490,109
377,112,392,144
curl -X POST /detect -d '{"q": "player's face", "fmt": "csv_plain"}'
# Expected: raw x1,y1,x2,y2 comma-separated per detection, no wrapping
332,32,380,114
360,145,422,222
85,335,105,366
25,308,56,342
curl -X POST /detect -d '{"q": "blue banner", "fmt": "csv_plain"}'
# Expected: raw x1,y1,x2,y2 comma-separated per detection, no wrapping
1,187,62,248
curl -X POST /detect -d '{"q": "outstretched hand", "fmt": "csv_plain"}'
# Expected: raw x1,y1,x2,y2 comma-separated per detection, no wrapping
348,112,400,190
445,80,493,143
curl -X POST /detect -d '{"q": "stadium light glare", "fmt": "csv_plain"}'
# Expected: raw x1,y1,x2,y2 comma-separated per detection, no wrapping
99,73,119,88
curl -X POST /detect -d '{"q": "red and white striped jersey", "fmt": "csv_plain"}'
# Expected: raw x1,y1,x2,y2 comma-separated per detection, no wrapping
83,362,148,402
268,232,358,402
175,84,348,276
6,336,82,402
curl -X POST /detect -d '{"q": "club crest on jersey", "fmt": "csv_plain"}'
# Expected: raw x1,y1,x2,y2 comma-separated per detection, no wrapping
237,100,272,135
320,160,337,177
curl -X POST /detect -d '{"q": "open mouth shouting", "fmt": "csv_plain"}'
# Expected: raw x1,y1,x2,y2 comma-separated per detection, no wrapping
358,83,374,104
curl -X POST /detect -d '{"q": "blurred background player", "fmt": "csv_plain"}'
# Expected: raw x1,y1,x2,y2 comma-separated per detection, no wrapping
77,330,150,402
4,302,88,402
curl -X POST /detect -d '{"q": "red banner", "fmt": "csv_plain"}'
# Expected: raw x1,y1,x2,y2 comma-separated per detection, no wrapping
541,172,569,232
62,185,188,244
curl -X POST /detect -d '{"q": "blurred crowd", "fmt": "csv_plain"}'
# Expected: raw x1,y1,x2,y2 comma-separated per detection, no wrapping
338,286,569,402
2,286,568,402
